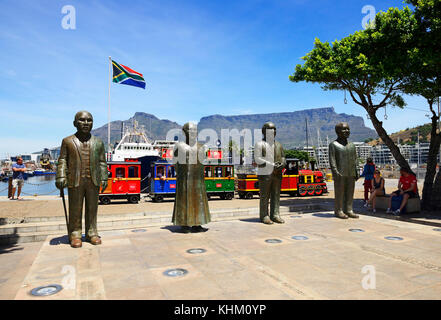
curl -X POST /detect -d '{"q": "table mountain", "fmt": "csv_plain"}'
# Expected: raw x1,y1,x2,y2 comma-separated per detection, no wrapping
92,107,377,148
198,107,377,148
91,112,182,146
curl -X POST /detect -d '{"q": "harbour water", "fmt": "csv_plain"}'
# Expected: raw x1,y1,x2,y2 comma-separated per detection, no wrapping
0,175,60,197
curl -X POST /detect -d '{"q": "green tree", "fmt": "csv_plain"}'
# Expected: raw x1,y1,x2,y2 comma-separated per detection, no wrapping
290,7,417,174
284,149,310,162
403,0,441,210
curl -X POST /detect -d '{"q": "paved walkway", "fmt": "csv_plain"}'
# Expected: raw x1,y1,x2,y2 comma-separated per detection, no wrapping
1,211,441,300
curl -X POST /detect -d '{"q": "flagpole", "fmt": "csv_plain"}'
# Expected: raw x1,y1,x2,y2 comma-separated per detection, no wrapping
108,56,112,158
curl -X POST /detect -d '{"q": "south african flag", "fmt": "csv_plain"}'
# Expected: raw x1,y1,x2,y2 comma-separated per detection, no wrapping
112,60,146,89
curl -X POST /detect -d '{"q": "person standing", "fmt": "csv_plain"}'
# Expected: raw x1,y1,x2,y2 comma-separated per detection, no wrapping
360,157,376,207
329,122,359,219
254,122,286,224
55,111,108,248
10,156,26,200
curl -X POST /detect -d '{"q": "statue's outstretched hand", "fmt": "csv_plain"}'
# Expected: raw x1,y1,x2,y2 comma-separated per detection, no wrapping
55,178,67,190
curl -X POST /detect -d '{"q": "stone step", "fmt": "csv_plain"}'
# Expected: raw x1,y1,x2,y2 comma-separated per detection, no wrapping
0,203,325,245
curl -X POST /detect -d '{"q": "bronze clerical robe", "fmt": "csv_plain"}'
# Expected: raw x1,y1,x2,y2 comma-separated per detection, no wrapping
172,142,211,226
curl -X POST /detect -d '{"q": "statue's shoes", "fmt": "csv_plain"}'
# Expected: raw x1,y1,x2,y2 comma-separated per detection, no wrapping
87,236,102,245
192,225,208,233
261,216,274,224
271,216,285,224
345,211,359,219
181,226,192,233
335,211,349,219
70,238,82,248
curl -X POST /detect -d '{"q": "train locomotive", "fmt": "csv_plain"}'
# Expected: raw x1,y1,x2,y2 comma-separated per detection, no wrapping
237,158,327,199
99,160,142,204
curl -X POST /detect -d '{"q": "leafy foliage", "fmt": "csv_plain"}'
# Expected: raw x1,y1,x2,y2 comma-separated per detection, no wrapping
284,149,310,162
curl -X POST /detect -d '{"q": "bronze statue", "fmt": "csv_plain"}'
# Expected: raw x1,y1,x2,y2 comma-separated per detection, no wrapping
329,122,359,219
254,122,286,224
172,122,211,233
55,111,108,248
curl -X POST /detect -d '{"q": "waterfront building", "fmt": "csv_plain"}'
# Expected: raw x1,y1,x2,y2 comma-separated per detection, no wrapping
353,142,372,161
371,144,395,164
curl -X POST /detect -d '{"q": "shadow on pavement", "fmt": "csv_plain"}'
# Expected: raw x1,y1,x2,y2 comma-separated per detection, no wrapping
0,218,21,254
239,217,261,223
312,213,335,218
49,235,70,245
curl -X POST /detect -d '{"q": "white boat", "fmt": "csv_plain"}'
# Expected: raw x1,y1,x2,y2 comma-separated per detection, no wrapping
111,121,176,161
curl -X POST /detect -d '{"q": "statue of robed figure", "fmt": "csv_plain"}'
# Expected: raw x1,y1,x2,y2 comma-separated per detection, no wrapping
172,122,211,233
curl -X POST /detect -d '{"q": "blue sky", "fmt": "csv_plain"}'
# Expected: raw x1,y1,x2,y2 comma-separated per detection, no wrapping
0,0,431,156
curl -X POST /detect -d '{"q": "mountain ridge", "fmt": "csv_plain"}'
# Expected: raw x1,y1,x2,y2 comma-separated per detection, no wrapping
92,107,378,148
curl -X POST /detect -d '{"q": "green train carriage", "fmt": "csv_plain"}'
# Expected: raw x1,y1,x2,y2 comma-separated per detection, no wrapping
149,161,235,202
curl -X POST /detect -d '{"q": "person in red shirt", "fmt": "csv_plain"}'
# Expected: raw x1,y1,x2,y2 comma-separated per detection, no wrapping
387,167,418,215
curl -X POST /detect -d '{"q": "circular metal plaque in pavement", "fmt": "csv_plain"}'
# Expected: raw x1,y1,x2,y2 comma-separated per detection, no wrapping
30,284,63,297
265,239,282,244
163,268,189,277
291,236,309,240
349,228,365,233
186,248,207,254
385,236,403,241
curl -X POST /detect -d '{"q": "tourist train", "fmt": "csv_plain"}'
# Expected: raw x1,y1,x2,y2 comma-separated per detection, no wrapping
237,158,328,199
98,151,327,204
99,160,142,204
149,161,235,202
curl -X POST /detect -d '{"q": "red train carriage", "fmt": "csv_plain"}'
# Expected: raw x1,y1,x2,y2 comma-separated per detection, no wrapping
99,161,141,204
237,158,327,199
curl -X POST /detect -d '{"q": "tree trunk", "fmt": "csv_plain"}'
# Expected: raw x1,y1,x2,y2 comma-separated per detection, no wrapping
432,166,441,212
366,108,412,173
422,115,441,210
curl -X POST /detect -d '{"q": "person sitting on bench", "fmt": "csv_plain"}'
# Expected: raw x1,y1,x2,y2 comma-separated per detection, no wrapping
387,167,418,216
368,169,385,213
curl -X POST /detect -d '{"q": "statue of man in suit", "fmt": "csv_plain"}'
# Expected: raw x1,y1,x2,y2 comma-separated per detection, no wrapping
55,111,108,248
254,122,286,224
329,122,359,219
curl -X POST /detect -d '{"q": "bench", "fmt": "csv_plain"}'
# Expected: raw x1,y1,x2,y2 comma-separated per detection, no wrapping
375,195,421,213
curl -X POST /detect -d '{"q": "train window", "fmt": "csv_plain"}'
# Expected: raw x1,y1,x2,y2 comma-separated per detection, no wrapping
204,167,212,177
214,167,223,177
225,166,232,177
167,166,176,178
116,167,125,178
128,166,139,178
156,166,165,178
108,170,112,178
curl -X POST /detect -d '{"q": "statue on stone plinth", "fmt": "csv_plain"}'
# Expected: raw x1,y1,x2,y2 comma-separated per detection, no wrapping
172,122,211,233
329,122,359,219
254,122,286,224
55,111,108,248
